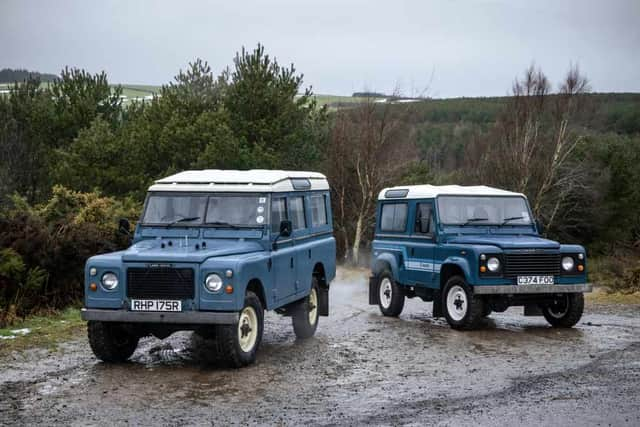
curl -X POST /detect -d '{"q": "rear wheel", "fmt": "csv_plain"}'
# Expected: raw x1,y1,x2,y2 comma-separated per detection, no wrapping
442,276,484,330
542,293,584,328
292,277,320,339
87,321,139,363
216,291,263,368
377,270,405,317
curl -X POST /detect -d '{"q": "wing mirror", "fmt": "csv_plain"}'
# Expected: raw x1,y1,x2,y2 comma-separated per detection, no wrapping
535,219,544,235
118,218,131,235
279,220,292,238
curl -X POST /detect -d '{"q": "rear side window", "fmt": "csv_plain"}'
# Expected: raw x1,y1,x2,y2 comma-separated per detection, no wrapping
380,203,407,232
289,196,306,230
310,194,328,227
271,198,287,232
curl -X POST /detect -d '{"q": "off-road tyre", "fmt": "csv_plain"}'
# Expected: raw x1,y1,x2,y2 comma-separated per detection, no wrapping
442,276,485,330
216,291,263,368
88,321,139,363
377,269,405,317
542,293,584,328
292,277,320,339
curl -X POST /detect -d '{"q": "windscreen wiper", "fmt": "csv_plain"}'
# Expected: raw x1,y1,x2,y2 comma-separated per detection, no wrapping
501,216,524,225
463,217,489,226
205,221,240,229
167,216,200,227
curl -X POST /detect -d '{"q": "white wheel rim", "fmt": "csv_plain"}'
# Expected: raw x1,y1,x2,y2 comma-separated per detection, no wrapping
238,306,258,353
447,285,468,321
379,278,393,309
548,296,569,318
308,288,318,325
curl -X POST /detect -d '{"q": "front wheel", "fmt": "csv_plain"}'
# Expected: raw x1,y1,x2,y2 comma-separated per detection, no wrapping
542,293,584,328
87,321,139,363
377,270,405,317
216,291,264,368
442,276,485,330
292,277,320,339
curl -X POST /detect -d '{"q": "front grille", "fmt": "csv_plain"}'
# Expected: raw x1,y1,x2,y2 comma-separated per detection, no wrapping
127,267,194,299
503,252,561,278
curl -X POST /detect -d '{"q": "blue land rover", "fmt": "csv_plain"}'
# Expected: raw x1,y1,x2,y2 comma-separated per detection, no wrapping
81,170,336,367
369,185,591,330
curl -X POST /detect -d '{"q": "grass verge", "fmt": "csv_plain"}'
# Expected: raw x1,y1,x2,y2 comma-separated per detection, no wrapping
586,288,640,305
0,307,85,357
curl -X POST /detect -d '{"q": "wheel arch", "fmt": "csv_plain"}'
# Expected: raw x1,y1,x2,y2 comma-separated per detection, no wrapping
246,278,267,310
372,252,399,280
439,262,469,290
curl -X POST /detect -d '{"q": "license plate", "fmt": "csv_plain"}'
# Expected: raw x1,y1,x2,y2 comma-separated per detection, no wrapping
517,275,554,285
130,299,182,312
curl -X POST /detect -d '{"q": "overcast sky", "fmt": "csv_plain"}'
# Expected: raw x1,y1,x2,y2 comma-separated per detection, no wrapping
2,0,639,97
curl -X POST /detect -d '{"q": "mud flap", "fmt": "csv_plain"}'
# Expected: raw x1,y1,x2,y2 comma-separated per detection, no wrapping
369,276,379,305
318,286,329,316
524,304,543,316
432,291,443,317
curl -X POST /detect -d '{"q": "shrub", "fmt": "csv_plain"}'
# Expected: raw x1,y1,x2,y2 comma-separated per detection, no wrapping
590,256,640,294
0,186,141,325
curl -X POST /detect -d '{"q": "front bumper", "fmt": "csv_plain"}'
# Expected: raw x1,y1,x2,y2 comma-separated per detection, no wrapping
473,283,592,295
81,308,239,324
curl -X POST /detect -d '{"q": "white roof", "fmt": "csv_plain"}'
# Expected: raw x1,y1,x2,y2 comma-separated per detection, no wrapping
149,169,329,193
378,184,525,200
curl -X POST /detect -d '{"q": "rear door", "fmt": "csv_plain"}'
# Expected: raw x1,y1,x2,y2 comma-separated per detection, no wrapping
271,196,297,300
289,194,311,297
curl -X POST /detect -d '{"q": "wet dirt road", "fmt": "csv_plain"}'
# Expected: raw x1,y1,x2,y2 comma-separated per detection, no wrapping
1,268,640,426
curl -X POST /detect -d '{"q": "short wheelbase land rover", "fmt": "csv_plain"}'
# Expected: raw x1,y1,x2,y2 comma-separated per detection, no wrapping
369,185,591,330
82,170,336,366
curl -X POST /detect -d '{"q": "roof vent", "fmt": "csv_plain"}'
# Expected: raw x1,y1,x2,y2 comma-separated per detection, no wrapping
385,189,409,198
291,178,311,190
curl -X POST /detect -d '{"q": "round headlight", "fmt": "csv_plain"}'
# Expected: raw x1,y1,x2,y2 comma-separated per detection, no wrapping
101,272,118,290
562,256,575,271
205,273,223,293
487,257,501,272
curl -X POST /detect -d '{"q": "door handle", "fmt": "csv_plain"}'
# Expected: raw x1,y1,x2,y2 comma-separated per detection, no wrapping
290,257,294,268
410,248,415,256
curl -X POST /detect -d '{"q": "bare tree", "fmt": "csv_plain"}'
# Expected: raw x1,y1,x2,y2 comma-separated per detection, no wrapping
465,64,590,235
327,95,416,264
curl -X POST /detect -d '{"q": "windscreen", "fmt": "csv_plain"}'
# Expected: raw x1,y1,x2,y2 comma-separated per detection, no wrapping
142,194,267,227
142,195,207,225
437,196,532,226
205,195,266,226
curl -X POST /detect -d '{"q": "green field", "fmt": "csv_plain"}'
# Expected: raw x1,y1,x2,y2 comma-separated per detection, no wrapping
0,82,380,107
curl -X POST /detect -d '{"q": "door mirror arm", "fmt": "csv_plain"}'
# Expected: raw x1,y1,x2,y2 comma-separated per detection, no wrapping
118,218,132,236
272,220,292,250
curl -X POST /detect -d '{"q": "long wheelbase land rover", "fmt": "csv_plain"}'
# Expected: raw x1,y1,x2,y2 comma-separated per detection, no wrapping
82,170,336,367
369,184,591,330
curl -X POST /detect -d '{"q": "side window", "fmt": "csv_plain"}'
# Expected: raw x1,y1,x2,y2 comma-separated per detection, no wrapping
310,194,328,227
271,198,287,233
415,203,434,234
380,203,408,232
289,196,306,230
